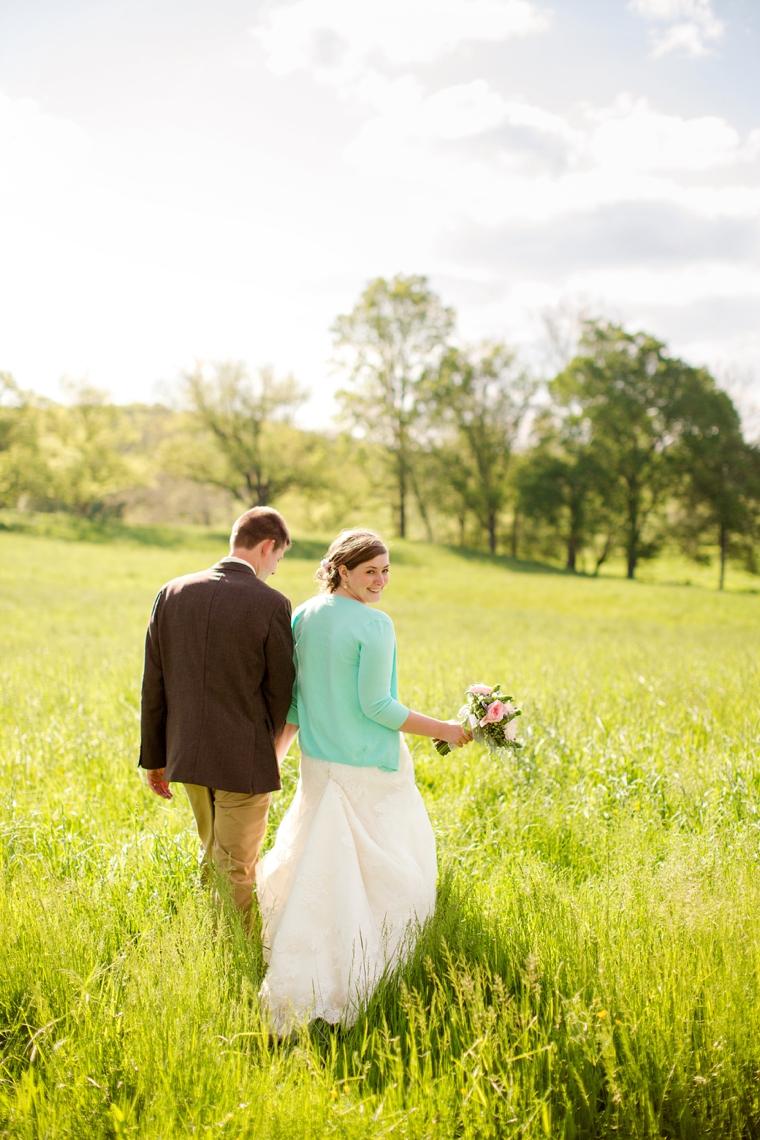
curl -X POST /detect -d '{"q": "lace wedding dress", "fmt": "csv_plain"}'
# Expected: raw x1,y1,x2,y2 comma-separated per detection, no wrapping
256,736,436,1033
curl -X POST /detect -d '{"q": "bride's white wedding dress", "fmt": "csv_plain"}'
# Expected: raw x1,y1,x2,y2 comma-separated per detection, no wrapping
256,736,436,1033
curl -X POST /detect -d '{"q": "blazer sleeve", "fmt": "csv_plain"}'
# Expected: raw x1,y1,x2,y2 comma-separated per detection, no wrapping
139,591,167,770
262,596,296,737
357,618,409,731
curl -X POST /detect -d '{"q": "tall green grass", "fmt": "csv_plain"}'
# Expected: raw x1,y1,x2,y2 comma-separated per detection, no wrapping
1,525,759,1138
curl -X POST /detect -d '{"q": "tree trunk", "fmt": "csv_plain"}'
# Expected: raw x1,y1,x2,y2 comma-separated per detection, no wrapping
419,502,434,543
487,509,497,554
409,466,434,543
458,511,467,547
510,509,519,559
594,533,613,576
626,491,639,580
246,472,269,506
719,523,727,590
397,458,407,538
567,494,584,573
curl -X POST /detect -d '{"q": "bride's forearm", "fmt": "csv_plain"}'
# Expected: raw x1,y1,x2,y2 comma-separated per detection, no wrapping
400,711,470,748
400,710,451,738
275,721,299,764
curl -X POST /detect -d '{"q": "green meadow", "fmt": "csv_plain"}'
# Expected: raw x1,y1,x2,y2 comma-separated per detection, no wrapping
1,517,759,1139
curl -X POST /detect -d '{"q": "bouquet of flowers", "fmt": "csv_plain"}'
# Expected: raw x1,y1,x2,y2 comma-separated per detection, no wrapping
434,684,522,759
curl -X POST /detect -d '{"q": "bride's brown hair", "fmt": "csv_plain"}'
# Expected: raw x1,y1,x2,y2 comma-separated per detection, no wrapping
316,528,388,593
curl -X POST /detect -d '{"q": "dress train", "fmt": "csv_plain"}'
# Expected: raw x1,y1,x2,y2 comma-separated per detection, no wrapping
256,737,436,1033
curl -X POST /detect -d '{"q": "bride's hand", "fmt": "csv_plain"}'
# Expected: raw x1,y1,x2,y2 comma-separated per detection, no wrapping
436,720,471,748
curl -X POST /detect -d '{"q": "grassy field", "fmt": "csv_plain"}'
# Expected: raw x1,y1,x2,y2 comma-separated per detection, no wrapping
1,518,759,1139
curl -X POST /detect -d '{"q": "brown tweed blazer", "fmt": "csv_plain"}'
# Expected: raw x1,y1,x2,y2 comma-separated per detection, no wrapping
139,560,295,794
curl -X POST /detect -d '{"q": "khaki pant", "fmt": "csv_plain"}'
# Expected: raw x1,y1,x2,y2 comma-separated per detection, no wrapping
183,784,271,915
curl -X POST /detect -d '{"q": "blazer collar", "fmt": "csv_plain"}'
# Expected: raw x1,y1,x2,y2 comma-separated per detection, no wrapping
214,558,256,576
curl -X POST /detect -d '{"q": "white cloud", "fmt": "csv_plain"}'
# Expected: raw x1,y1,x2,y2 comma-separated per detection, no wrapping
1,5,758,413
251,0,550,84
567,263,760,309
630,0,717,19
0,93,91,207
344,85,760,229
350,79,507,147
586,94,758,173
502,101,580,146
0,90,351,410
649,22,714,57
628,0,724,58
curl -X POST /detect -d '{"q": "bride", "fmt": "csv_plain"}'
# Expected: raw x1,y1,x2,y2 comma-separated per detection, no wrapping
256,528,470,1033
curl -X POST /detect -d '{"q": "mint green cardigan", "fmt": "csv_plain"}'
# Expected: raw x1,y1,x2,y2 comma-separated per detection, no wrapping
285,593,409,771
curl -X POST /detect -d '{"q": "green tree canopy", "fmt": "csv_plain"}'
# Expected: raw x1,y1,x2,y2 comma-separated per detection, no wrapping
672,383,760,588
167,360,316,507
333,274,454,537
517,412,614,573
39,380,145,517
554,321,718,579
0,373,46,508
426,342,534,553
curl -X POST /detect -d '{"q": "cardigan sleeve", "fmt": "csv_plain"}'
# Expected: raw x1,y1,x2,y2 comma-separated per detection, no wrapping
357,618,409,731
286,679,299,727
285,608,300,727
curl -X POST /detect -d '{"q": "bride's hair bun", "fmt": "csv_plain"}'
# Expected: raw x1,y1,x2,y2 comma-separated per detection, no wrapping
316,528,388,593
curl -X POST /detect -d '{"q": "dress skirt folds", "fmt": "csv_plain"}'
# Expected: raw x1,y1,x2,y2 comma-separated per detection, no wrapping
256,736,437,1034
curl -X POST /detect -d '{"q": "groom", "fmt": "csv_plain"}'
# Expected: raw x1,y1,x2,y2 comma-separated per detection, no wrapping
139,506,295,920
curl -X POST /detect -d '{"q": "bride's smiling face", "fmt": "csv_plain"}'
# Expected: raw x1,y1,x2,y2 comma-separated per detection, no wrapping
338,552,390,604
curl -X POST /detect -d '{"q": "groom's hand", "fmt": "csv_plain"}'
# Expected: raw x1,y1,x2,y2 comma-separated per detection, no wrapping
146,768,173,799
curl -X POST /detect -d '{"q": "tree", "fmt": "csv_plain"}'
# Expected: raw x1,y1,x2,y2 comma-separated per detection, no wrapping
333,274,454,538
517,415,613,572
427,343,534,553
0,374,47,508
554,322,706,579
40,381,143,517
170,360,315,507
673,384,760,589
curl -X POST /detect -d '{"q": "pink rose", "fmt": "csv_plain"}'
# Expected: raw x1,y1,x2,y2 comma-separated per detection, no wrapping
468,684,493,696
480,700,506,726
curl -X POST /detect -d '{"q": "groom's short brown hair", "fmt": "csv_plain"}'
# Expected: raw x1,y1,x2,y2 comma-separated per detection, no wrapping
231,507,291,551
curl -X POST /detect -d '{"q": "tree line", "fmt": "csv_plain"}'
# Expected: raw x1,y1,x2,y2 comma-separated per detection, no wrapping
2,275,759,588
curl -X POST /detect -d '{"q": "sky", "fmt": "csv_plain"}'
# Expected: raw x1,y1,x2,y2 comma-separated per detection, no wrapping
0,0,758,425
